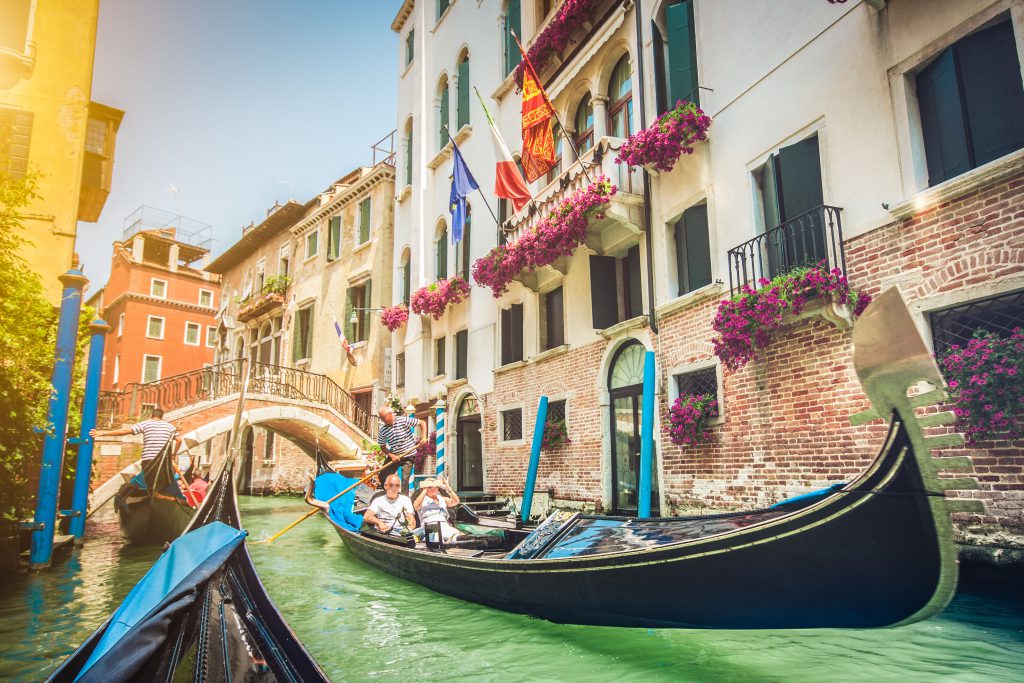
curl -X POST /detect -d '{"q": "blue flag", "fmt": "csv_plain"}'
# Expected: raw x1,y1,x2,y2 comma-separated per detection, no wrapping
449,140,479,244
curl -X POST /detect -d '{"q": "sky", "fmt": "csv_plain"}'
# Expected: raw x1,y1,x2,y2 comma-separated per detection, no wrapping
82,0,400,290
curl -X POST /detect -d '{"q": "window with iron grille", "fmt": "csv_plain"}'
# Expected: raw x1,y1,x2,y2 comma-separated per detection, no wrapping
547,399,567,438
930,289,1024,357
502,408,523,441
674,366,720,417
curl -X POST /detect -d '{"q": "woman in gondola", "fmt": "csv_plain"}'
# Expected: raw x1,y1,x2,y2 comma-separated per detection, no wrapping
413,476,461,543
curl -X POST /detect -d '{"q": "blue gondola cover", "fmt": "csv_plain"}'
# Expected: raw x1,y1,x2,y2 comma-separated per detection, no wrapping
314,473,365,532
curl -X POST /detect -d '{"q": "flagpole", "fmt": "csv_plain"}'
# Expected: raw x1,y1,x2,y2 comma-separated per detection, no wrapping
444,124,503,229
511,29,593,186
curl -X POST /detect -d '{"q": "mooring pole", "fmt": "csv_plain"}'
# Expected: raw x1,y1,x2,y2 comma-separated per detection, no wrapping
638,351,656,518
29,268,88,569
434,399,446,484
68,318,110,541
521,396,549,524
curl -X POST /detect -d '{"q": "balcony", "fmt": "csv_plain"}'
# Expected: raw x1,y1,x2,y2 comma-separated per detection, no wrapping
502,136,645,292
726,205,847,296
237,277,290,323
78,102,125,222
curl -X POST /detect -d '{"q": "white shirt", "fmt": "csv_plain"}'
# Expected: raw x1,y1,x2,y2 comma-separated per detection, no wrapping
367,493,414,535
418,494,449,526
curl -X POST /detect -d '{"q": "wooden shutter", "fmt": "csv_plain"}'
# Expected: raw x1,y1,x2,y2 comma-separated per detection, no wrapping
958,20,1024,169
344,290,354,342
458,58,470,128
590,255,619,329
777,135,823,222
406,28,414,66
652,22,668,115
511,303,524,362
917,48,971,187
545,287,564,348
362,279,372,341
359,198,371,243
666,0,698,106
681,204,712,293
501,308,512,365
456,329,468,379
497,199,508,246
327,216,341,260
402,259,411,305
625,246,643,319
405,126,414,186
505,0,522,75
437,233,448,279
459,208,472,279
440,85,450,147
436,337,446,375
1,109,33,178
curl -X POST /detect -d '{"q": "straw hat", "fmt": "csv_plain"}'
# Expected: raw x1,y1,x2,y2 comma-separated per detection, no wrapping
419,477,443,488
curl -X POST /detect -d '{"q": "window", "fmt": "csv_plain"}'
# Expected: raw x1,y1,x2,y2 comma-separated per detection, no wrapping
455,329,469,380
547,398,567,437
455,204,472,280
438,0,450,19
150,279,167,299
263,431,276,463
184,322,201,346
278,249,290,277
589,247,642,329
327,215,341,261
256,259,266,291
305,230,319,259
345,281,372,343
358,197,372,244
502,408,523,441
396,352,406,388
542,286,565,350
457,53,470,129
438,77,450,149
916,19,1024,187
435,223,448,280
293,306,313,361
199,289,214,307
142,355,162,383
117,313,124,337
113,354,120,385
404,119,414,186
653,0,699,114
405,28,415,66
0,0,32,54
497,199,509,245
608,55,634,138
501,303,524,364
206,326,218,348
674,366,720,417
546,125,563,184
0,108,33,178
401,249,412,306
435,336,447,376
146,316,165,340
673,203,712,295
85,117,107,155
504,0,522,76
574,94,594,154
929,289,1024,357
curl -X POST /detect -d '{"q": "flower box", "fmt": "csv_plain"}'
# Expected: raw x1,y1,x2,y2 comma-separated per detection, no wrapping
616,101,711,174
667,393,718,447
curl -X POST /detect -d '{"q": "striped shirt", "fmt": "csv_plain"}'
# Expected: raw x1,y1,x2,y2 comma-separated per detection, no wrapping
131,419,177,460
377,415,418,455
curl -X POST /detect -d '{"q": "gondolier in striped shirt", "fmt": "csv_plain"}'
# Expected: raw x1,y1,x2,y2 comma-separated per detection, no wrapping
91,407,182,462
376,407,428,493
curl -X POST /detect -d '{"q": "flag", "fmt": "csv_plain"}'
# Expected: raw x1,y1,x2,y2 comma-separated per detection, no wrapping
331,312,357,366
515,34,557,183
474,87,532,213
449,139,479,244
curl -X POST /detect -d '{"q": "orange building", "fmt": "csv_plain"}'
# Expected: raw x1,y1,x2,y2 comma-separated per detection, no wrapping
88,207,221,392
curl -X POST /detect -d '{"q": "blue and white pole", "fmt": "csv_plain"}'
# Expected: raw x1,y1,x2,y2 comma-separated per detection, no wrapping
69,318,110,541
30,268,88,569
434,399,446,479
522,396,548,524
638,350,656,518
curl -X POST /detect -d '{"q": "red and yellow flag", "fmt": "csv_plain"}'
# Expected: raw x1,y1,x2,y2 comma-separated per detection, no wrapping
517,38,557,183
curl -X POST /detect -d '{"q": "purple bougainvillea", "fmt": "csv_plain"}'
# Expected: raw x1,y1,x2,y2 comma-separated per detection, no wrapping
380,304,409,332
513,0,599,89
410,276,471,320
615,101,712,173
667,393,718,447
473,177,616,297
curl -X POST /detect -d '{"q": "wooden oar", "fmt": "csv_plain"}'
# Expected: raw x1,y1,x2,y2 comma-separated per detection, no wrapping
253,454,412,545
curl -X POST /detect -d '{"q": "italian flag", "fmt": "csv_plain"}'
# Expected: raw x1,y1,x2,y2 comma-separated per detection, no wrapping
475,87,532,214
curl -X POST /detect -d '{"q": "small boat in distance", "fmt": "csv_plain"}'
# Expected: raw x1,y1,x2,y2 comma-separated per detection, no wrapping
47,458,329,682
309,289,981,629
113,439,195,545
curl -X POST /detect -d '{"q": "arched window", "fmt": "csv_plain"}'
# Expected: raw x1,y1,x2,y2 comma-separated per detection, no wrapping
438,76,450,149
455,203,472,280
608,55,634,138
574,94,594,154
456,52,470,129
546,124,563,184
403,118,414,186
435,221,448,280
400,247,412,306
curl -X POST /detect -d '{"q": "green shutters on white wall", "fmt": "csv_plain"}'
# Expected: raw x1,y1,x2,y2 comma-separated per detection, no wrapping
439,83,450,148
327,216,341,261
675,204,712,295
436,230,448,280
666,0,698,107
504,0,521,76
457,56,470,128
358,197,371,244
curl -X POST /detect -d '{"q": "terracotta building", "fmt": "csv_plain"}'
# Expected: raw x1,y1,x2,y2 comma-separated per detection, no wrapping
88,207,220,392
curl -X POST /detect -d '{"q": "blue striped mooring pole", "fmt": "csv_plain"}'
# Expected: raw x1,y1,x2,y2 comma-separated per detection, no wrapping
434,399,446,479
638,351,656,518
68,318,110,540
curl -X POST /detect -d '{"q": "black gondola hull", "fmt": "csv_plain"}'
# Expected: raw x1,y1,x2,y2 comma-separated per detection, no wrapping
113,492,193,545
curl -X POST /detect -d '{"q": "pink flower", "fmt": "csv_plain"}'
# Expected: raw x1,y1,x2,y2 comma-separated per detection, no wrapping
615,101,712,172
410,276,471,319
380,305,409,332
666,393,718,446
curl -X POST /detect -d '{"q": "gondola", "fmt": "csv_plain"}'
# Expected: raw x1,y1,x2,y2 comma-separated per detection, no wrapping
47,458,330,682
309,289,980,629
112,437,195,545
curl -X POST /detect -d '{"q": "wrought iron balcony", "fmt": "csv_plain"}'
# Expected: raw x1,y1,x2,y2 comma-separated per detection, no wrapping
236,277,290,322
726,205,846,296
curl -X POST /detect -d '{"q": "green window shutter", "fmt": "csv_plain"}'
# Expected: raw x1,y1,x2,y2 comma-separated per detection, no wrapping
511,303,524,363
405,126,414,186
344,290,354,342
359,198,371,243
402,260,411,305
681,204,712,294
545,287,564,349
505,0,522,75
652,21,668,115
590,255,619,329
438,0,450,19
777,135,823,222
666,0,698,107
916,48,970,187
437,337,446,375
440,85,450,148
437,234,448,279
406,28,414,66
328,216,341,260
362,279,372,342
457,58,470,128
625,246,642,319
958,20,1024,168
455,329,468,379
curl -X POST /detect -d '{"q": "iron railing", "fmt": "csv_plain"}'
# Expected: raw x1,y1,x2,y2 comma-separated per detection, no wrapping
96,358,378,438
726,205,846,295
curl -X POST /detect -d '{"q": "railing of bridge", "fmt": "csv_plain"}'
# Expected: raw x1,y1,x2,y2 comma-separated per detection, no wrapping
96,358,378,437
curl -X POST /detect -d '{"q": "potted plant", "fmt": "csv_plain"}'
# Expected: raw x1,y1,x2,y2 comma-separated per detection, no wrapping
615,101,711,174
380,304,409,332
541,417,571,450
667,393,718,447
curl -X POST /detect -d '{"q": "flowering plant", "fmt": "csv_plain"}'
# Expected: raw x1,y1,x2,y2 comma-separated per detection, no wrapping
513,0,599,89
542,417,571,450
711,265,872,372
667,393,718,446
473,177,617,296
385,393,404,414
380,304,409,332
615,101,711,173
414,431,437,472
410,275,471,319
938,328,1023,443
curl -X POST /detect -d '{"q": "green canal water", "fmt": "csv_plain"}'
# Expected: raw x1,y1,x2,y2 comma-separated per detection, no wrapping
1,496,1022,682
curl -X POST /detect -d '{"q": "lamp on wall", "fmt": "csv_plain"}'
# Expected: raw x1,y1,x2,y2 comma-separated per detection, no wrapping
349,307,386,326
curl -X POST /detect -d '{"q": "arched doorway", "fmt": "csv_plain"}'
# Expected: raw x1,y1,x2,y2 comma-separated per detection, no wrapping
608,340,659,515
456,395,483,492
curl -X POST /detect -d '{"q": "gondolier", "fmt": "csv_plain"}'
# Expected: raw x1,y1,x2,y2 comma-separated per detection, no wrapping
376,406,427,492
91,407,182,463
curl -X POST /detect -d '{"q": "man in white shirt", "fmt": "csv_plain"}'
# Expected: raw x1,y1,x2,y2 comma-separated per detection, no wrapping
364,474,416,536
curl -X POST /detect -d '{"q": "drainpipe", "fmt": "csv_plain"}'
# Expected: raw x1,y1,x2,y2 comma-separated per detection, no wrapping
633,0,658,335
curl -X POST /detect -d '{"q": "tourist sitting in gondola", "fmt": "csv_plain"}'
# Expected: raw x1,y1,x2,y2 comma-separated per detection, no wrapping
413,476,461,543
363,474,416,536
